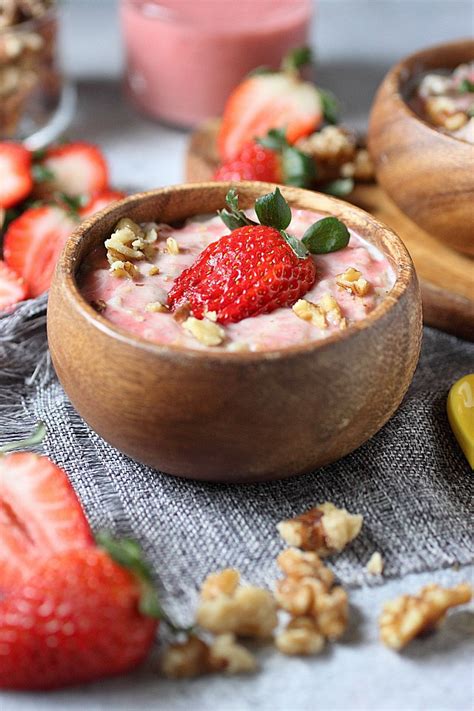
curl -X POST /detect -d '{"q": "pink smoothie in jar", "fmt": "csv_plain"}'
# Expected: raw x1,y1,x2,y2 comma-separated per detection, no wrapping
120,0,313,127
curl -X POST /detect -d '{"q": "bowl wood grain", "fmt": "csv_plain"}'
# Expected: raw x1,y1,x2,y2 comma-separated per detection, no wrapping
47,182,422,482
368,38,474,256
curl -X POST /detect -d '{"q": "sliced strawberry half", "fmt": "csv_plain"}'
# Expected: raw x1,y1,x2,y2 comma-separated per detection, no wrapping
218,72,323,161
0,452,94,593
3,205,78,297
0,143,33,209
79,189,126,219
36,142,109,197
0,261,28,312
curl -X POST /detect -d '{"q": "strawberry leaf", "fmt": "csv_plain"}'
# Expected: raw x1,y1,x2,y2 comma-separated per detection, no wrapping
282,46,313,74
302,216,350,254
255,187,292,230
32,164,54,183
257,128,288,151
281,146,317,187
319,178,354,197
319,88,340,125
281,230,309,258
218,188,257,230
459,78,474,93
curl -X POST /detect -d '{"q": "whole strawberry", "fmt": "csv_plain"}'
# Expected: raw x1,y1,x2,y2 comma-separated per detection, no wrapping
168,188,350,324
0,535,163,690
213,130,316,188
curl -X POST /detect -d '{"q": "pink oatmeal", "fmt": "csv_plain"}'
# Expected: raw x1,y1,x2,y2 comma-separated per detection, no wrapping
79,209,395,352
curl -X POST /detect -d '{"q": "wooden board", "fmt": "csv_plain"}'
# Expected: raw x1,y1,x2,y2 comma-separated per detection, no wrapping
186,120,474,341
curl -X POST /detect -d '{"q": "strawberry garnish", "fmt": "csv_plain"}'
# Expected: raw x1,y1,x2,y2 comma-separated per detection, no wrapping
3,205,78,297
168,188,350,324
34,142,109,198
213,129,316,187
0,143,32,209
218,47,323,161
0,423,94,594
79,189,126,219
0,260,28,312
0,536,162,690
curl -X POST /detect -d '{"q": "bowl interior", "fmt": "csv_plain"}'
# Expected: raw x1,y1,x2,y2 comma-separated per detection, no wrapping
61,181,414,358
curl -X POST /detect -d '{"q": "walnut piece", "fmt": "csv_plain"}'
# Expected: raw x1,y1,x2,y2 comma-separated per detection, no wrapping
277,502,362,556
292,299,327,329
296,126,357,168
166,236,180,255
318,294,346,328
108,260,139,279
145,301,167,313
161,633,256,678
196,569,277,638
105,218,149,265
379,583,472,650
275,616,325,656
275,548,348,641
183,316,225,347
336,267,370,297
366,552,384,576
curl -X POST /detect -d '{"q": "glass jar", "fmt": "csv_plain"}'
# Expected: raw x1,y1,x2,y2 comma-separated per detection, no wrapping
120,0,313,128
0,1,75,148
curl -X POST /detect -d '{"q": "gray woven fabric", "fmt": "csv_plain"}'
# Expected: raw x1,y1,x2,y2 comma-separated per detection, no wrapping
1,296,473,622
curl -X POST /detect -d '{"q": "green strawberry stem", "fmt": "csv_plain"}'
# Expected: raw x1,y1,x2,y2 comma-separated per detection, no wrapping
0,421,46,454
257,129,317,188
218,188,350,258
281,46,313,75
96,532,191,634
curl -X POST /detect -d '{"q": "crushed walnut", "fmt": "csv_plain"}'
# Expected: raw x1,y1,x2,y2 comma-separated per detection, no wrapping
275,548,348,641
145,301,167,313
318,293,347,328
379,583,472,650
196,568,278,638
335,267,370,297
277,502,362,556
275,616,325,656
105,217,156,266
148,265,160,276
108,260,139,279
182,316,225,347
292,298,327,329
166,236,180,255
366,552,384,576
161,633,256,678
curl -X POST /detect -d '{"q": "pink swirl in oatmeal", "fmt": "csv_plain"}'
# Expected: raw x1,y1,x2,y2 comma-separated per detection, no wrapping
79,209,395,352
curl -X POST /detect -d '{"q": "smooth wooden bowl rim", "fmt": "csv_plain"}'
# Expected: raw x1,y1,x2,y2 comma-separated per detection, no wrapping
382,37,474,148
55,181,416,363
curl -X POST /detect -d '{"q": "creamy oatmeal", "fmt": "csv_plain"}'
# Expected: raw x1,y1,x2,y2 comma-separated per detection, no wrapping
409,62,474,143
79,209,395,352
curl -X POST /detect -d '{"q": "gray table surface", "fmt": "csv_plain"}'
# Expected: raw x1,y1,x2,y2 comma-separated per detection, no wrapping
3,1,474,709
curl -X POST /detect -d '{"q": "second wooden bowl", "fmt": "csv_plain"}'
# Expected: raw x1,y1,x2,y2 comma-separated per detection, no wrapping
47,182,422,483
368,39,474,256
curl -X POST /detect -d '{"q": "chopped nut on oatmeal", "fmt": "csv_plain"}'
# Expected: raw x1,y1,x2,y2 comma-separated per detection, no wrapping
292,299,327,329
296,126,357,167
145,301,167,313
379,583,472,650
277,502,363,556
227,341,250,353
161,635,212,678
210,633,257,674
275,616,325,656
196,569,277,638
204,310,218,322
317,293,346,328
148,265,160,276
275,548,348,640
366,552,384,576
336,267,370,297
105,218,149,265
109,260,139,279
166,236,180,255
183,316,225,347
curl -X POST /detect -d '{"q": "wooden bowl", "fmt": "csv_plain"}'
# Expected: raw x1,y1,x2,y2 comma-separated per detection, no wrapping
47,182,422,483
368,38,474,256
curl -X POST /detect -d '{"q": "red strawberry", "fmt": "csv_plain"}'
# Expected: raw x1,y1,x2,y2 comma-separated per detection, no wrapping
0,543,158,689
79,189,126,219
213,142,282,183
0,260,28,312
3,205,78,297
213,132,315,187
218,48,323,161
35,142,109,197
0,143,32,208
169,187,350,324
0,424,93,593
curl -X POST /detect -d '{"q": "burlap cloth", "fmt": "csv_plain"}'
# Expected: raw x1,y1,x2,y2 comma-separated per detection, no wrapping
1,295,472,621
